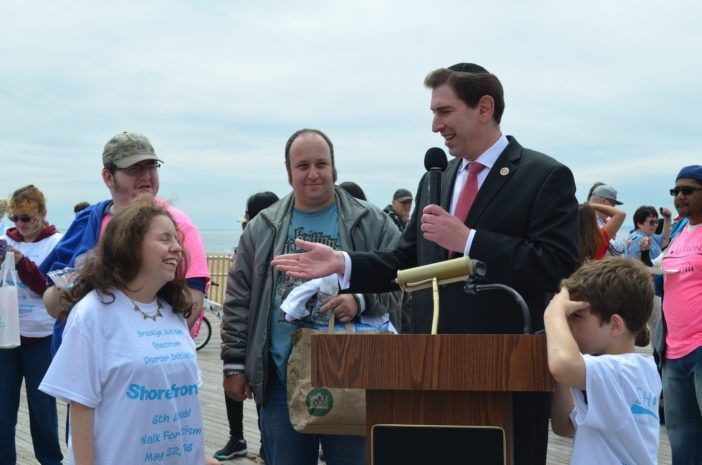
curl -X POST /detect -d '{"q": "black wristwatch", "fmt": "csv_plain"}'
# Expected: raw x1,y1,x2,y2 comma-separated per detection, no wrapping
223,369,245,378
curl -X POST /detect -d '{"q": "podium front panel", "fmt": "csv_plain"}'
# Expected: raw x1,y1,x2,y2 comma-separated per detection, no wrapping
372,424,505,465
366,390,514,464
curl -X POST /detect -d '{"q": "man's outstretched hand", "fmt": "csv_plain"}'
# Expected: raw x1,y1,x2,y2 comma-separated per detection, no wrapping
271,239,346,279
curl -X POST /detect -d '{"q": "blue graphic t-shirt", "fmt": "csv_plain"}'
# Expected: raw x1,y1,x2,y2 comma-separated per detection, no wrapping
269,203,340,382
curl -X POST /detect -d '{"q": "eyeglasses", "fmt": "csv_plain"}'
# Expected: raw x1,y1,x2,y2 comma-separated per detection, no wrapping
117,162,161,176
670,186,702,196
10,214,35,223
647,219,659,226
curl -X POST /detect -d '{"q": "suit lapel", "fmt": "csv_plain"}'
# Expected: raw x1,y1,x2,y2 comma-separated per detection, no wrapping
441,158,461,211
467,137,522,224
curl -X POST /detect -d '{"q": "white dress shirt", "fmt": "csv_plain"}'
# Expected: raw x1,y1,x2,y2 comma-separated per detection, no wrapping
455,134,509,255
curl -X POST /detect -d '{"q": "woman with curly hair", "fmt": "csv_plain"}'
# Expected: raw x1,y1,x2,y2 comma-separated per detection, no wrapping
0,185,63,465
40,198,216,465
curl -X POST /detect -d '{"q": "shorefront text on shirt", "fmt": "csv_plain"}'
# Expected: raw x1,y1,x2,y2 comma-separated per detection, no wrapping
126,383,199,401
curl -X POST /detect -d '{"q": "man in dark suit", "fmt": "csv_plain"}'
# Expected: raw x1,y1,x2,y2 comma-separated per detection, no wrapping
272,63,579,465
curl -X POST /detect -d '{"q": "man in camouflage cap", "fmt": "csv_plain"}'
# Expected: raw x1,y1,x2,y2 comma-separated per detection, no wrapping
42,132,210,349
102,131,164,168
99,132,165,206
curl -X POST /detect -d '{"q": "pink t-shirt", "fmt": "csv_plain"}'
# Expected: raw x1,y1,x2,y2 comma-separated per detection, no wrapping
99,199,210,283
662,223,702,359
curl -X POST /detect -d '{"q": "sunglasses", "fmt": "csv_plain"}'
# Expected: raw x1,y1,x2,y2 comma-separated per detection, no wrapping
670,186,702,196
646,219,659,226
10,214,35,223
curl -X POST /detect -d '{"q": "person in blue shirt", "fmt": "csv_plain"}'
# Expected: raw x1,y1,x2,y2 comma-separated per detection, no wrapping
627,205,672,262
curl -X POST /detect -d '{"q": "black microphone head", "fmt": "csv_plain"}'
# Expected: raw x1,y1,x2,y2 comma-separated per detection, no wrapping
424,147,448,172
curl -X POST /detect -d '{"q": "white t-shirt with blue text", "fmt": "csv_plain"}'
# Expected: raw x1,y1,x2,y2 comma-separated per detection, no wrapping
569,353,661,465
40,289,204,465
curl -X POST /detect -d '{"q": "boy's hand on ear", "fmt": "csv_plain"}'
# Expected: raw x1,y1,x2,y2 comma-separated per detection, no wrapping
545,286,588,390
548,287,589,316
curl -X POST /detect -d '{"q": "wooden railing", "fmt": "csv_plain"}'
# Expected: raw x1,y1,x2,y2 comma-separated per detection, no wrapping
206,253,233,304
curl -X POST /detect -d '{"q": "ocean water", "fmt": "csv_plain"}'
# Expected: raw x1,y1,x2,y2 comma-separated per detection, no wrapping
62,223,642,255
199,229,241,254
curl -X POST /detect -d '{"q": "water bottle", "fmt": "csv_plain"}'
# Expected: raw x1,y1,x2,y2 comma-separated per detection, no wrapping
310,275,339,325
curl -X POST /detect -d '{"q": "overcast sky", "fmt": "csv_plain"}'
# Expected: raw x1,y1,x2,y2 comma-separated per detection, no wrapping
1,0,699,242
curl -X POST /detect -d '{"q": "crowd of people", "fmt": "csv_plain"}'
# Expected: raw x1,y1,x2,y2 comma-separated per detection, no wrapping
0,62,700,465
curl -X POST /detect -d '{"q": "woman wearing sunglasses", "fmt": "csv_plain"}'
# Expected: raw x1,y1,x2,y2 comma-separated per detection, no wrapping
627,204,673,263
0,185,63,465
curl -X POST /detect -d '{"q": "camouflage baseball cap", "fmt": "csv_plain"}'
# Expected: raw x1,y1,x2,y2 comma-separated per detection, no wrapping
102,132,163,168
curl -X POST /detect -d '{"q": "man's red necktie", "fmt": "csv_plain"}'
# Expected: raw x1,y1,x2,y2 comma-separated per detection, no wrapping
454,162,485,223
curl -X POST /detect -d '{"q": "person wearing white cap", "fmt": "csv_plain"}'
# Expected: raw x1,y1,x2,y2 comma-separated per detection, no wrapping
588,183,627,256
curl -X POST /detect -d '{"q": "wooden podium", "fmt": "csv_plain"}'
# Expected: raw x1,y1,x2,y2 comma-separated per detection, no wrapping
311,334,554,465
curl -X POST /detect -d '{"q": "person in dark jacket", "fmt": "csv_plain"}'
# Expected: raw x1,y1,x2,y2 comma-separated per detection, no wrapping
221,129,401,465
272,64,579,465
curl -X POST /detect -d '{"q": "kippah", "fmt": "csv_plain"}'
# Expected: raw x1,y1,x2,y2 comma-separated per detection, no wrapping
447,63,489,73
676,165,702,181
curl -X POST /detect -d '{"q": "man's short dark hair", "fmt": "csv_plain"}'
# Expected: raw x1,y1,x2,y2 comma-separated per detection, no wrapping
246,191,279,220
562,257,653,346
338,181,366,201
73,201,90,214
424,66,505,124
284,128,337,182
633,205,658,228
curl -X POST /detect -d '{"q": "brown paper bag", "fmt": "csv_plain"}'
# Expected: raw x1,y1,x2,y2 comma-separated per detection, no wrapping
287,314,389,435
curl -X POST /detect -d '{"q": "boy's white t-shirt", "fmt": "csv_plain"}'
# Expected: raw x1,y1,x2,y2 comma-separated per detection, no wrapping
40,289,204,465
569,353,661,465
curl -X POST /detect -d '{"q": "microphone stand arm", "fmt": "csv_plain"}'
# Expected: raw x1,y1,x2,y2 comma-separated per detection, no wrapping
463,281,532,334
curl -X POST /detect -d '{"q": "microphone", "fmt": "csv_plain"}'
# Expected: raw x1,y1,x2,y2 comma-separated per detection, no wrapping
424,147,448,206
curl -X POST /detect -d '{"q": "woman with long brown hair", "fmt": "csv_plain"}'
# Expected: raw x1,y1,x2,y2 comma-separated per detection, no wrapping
577,202,626,265
40,198,216,465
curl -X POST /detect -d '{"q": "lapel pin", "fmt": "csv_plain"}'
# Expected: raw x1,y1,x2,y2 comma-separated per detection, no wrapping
500,167,509,176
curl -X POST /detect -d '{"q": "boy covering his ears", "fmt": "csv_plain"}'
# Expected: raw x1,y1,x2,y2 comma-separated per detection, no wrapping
546,257,660,465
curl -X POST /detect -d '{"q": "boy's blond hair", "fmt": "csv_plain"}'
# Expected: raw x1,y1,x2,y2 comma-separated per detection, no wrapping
561,257,653,346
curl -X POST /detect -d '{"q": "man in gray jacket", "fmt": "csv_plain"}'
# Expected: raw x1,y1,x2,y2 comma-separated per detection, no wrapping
221,128,401,465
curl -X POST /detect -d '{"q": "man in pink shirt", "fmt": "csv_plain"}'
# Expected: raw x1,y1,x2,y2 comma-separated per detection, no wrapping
661,164,702,465
42,132,209,351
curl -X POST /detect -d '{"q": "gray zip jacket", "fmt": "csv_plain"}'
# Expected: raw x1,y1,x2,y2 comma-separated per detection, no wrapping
221,187,402,404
